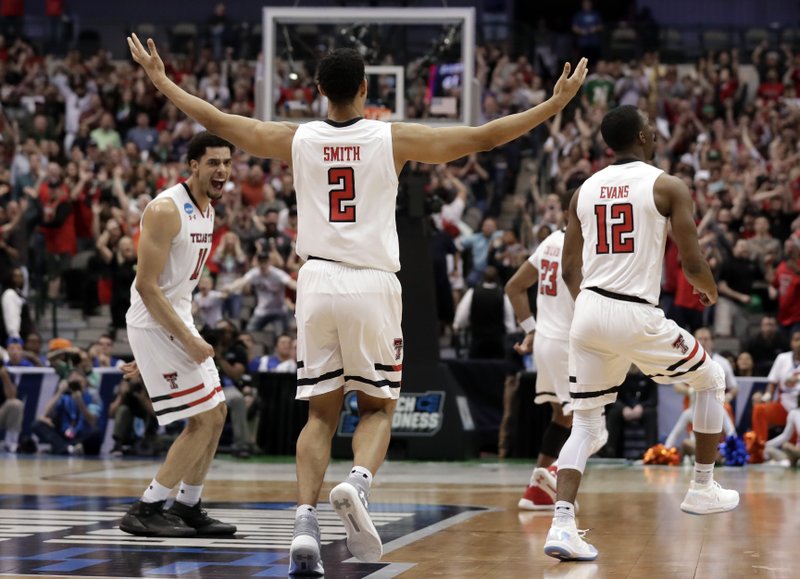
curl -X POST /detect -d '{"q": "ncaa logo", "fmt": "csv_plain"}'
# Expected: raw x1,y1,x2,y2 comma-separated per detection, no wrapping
184,203,194,215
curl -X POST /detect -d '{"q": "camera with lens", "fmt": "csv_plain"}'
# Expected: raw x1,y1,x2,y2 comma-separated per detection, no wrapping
68,380,83,392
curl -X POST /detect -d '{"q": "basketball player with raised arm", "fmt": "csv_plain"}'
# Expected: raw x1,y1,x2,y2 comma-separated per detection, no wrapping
505,193,607,511
543,105,739,562
127,33,587,575
118,132,237,538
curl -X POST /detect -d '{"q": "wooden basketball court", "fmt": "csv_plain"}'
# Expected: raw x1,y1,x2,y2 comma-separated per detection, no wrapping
0,456,795,578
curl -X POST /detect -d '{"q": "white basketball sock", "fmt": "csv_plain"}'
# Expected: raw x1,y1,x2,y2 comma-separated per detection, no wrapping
693,461,714,486
141,479,172,503
349,466,373,487
296,504,317,518
175,482,203,506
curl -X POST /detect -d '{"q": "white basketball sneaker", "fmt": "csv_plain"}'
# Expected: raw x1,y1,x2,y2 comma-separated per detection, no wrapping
329,479,382,562
289,512,324,576
543,516,598,561
680,480,739,515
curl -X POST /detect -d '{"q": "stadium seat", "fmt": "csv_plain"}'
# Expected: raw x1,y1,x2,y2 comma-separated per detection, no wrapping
660,28,686,63
701,29,732,52
169,22,198,54
133,23,157,40
782,27,800,50
608,25,638,61
743,27,770,52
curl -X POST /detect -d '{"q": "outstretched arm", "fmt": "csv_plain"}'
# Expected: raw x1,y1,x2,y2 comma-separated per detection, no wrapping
392,59,588,168
127,34,296,162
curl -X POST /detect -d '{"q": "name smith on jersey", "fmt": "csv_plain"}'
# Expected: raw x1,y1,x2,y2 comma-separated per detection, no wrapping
323,146,361,162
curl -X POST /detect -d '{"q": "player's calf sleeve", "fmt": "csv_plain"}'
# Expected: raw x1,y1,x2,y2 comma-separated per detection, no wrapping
540,421,571,458
692,362,725,435
556,407,604,474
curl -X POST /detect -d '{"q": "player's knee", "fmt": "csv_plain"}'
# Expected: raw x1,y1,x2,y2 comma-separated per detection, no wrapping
187,404,227,432
572,407,605,439
691,359,725,401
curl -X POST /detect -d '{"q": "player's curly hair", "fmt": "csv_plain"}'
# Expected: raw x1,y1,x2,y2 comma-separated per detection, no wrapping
316,48,365,105
600,105,643,152
187,131,234,163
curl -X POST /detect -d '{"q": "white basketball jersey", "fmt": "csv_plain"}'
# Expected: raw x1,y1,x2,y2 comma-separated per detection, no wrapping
292,118,400,272
577,160,666,305
528,229,574,341
127,182,214,329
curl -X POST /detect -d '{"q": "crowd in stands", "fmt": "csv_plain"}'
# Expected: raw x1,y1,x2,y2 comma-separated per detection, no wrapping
0,6,798,461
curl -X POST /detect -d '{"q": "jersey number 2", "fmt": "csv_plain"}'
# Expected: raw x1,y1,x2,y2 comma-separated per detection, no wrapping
594,203,634,254
189,248,209,281
539,259,558,296
328,167,356,223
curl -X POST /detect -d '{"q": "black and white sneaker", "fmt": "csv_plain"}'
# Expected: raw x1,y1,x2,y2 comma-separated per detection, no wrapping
119,500,197,537
167,500,237,535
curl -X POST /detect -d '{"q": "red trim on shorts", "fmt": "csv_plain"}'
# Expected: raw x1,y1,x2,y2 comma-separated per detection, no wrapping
185,386,223,408
151,383,205,403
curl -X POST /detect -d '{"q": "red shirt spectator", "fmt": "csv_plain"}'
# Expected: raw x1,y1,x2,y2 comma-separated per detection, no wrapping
39,177,77,256
674,270,704,312
773,258,800,330
240,165,266,207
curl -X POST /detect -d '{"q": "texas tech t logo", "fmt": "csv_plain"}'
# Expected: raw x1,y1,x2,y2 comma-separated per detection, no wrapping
394,338,403,361
163,372,179,390
672,335,689,355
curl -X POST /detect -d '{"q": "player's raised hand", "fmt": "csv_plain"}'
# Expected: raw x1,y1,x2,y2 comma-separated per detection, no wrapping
552,57,589,106
127,33,166,81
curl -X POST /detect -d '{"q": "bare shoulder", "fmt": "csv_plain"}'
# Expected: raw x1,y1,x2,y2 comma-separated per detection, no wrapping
142,197,180,237
653,173,689,217
654,172,687,192
144,197,179,219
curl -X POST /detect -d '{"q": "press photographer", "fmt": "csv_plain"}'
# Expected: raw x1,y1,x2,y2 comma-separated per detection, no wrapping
32,368,103,455
109,376,158,456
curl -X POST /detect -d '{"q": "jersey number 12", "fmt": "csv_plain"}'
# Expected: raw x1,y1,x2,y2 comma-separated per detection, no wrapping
594,203,634,254
328,167,356,223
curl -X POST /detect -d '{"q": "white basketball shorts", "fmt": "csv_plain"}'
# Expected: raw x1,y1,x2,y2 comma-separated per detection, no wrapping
569,289,719,411
128,325,225,425
295,259,403,400
533,333,572,415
